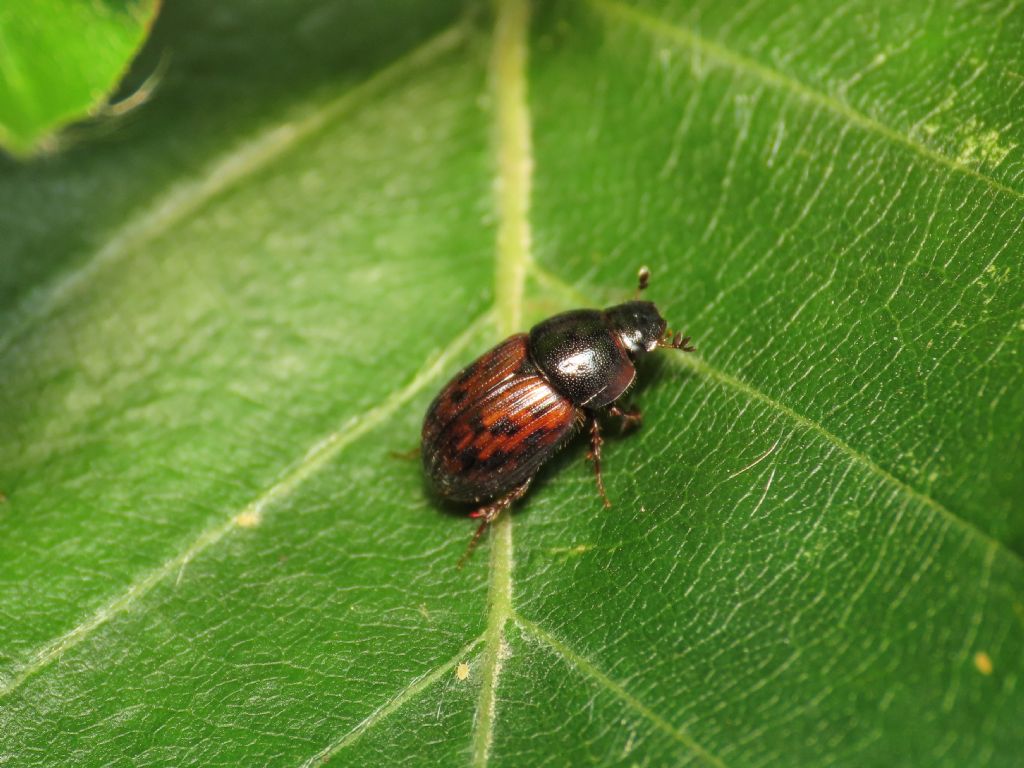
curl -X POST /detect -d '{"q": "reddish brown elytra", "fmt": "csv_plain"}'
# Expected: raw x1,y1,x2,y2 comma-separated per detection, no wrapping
421,268,695,565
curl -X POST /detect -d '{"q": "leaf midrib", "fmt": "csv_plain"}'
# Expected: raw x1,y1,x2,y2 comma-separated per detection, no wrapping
471,0,532,763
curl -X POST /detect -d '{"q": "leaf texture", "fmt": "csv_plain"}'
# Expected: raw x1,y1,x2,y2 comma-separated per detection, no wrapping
0,0,1022,766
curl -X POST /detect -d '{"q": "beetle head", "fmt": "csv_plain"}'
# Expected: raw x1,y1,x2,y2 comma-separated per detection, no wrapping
603,301,667,359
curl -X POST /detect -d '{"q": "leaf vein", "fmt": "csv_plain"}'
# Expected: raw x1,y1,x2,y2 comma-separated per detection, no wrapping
300,635,485,767
515,613,727,767
526,264,1024,570
0,24,467,358
675,352,1024,569
0,310,491,700
589,0,1024,205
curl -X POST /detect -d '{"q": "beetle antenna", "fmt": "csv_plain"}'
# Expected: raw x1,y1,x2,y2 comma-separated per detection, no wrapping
635,266,651,298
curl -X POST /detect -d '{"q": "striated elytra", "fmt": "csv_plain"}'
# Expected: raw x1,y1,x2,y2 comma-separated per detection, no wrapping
421,269,695,562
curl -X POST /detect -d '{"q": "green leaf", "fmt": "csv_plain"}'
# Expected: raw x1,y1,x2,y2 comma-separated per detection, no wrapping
1,0,1022,765
0,0,160,156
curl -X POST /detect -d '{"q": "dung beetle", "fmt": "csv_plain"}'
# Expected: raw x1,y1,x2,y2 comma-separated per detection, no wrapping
421,268,694,562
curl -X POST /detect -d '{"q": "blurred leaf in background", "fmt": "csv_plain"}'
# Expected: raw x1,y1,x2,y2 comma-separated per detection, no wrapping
0,0,1022,766
0,0,161,156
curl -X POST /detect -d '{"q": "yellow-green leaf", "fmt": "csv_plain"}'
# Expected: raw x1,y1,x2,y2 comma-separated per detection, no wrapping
0,0,160,156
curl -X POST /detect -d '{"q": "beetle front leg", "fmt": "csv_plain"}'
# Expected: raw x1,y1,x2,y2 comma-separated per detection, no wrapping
587,414,612,509
607,403,642,432
658,331,696,352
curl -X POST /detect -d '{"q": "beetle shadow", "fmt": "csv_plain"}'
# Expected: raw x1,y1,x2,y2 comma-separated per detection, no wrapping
427,485,482,520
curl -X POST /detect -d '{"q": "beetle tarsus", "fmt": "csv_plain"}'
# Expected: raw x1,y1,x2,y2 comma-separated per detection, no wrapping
659,330,695,352
458,481,531,568
587,416,612,509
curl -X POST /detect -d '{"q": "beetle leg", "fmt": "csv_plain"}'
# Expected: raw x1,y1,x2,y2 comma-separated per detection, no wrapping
607,403,643,432
388,445,421,461
586,415,612,509
459,481,531,568
658,330,696,352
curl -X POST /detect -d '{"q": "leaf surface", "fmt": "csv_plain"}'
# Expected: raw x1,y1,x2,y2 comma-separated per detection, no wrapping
1,0,1022,766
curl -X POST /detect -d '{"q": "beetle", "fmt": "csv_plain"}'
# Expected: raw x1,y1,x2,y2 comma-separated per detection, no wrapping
421,268,694,562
